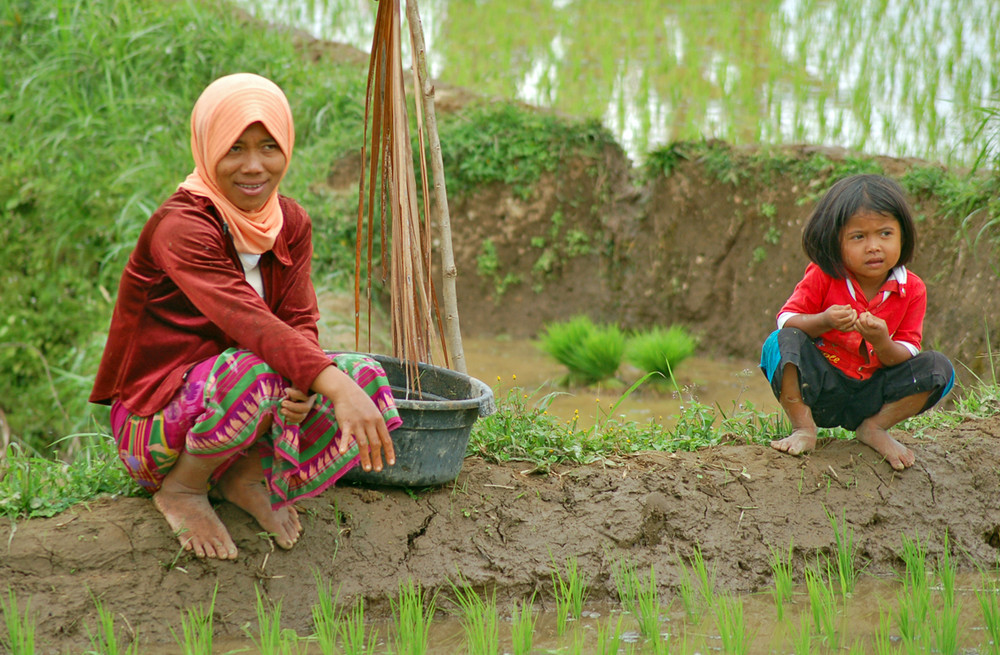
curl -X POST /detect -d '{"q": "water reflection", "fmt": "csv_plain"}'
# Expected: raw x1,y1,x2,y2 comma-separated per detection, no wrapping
244,0,997,165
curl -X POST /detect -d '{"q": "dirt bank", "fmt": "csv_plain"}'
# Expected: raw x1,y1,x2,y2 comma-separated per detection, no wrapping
4,416,1000,652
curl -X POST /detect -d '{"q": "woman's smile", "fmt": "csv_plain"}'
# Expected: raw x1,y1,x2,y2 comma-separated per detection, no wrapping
215,122,287,211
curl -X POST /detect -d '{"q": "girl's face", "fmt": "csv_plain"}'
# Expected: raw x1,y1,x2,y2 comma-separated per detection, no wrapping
839,210,902,288
215,122,287,212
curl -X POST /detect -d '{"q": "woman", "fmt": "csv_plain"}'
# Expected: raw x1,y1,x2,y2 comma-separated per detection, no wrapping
91,73,400,560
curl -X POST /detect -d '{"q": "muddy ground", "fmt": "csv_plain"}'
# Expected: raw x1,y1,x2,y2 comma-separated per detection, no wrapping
6,35,1000,655
4,415,1000,652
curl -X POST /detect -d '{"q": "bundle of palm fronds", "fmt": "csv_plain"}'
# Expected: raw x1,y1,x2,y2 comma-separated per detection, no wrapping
356,0,465,382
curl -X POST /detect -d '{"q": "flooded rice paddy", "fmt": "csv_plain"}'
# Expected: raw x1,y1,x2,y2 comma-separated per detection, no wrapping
242,0,999,167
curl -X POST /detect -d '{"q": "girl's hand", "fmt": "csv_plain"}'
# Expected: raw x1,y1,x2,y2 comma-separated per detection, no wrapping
281,387,317,425
824,304,858,332
854,311,890,343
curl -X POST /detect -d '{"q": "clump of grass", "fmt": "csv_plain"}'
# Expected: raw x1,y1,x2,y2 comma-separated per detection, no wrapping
626,325,698,380
538,315,625,385
509,595,537,655
551,555,589,635
247,584,302,655
976,566,1000,655
392,580,435,655
2,589,37,655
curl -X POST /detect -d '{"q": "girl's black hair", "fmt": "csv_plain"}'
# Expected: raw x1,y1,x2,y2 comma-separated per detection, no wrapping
801,174,917,279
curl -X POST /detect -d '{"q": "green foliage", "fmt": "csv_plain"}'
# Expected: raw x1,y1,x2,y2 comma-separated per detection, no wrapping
1,589,36,655
626,325,699,380
438,102,615,199
0,436,135,519
538,315,625,385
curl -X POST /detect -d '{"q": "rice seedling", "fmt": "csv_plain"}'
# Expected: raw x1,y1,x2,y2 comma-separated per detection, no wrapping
713,593,750,655
768,541,795,621
595,614,624,655
873,605,900,655
976,568,1000,655
827,507,858,595
612,557,661,638
895,533,932,651
804,564,840,648
448,578,499,655
626,325,699,379
86,593,138,655
310,575,341,655
551,555,589,635
932,599,960,655
676,545,716,621
338,597,378,655
392,579,435,655
538,315,626,385
248,584,298,655
935,532,957,609
792,612,811,655
171,584,217,655
1,589,36,655
509,595,537,655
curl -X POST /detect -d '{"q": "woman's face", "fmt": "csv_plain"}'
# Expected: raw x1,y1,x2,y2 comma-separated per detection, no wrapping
215,122,287,212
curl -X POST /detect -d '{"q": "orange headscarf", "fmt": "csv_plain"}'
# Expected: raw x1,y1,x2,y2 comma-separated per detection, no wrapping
178,73,295,254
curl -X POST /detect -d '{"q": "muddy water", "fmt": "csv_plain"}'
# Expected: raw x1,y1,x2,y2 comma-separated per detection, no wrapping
462,337,780,430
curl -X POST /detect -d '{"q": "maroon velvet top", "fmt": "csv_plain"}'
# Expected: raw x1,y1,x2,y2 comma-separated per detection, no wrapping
90,189,333,416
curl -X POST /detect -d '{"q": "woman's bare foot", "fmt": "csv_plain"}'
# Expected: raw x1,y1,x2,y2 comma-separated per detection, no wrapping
216,454,302,550
770,427,818,456
153,485,238,560
855,421,915,470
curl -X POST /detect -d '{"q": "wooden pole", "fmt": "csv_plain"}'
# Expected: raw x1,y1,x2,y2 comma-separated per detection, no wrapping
404,0,466,374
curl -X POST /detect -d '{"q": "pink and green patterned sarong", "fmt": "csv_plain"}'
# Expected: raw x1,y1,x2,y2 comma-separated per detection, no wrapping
111,349,401,508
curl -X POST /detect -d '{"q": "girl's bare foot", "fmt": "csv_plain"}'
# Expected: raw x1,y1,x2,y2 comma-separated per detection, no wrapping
217,455,302,550
855,422,915,470
770,427,817,456
153,486,238,560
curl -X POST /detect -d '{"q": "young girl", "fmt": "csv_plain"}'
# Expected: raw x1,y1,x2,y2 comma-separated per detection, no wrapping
760,174,954,470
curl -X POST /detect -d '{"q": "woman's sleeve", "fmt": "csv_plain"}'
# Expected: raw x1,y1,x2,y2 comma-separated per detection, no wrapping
150,211,330,393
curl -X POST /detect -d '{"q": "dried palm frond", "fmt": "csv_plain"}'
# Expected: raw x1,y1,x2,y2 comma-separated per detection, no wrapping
356,0,445,385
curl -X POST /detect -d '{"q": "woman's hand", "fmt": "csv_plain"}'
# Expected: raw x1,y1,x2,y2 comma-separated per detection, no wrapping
281,387,317,425
311,365,395,473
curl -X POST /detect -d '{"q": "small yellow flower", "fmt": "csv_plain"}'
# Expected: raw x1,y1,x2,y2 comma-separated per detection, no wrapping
497,375,501,383
512,374,517,381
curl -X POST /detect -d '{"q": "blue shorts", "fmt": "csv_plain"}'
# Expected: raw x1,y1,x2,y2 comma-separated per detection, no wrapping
759,328,955,431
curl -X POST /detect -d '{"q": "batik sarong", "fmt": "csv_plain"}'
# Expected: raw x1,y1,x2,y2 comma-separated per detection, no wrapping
111,349,401,508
